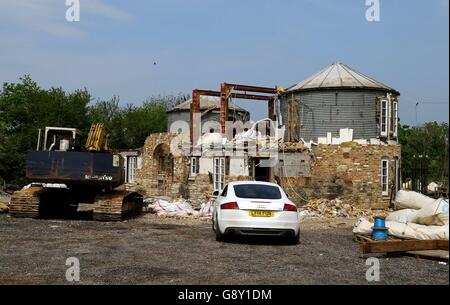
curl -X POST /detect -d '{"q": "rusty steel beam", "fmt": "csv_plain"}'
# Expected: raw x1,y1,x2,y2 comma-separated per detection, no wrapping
190,84,277,138
190,90,202,149
223,83,278,94
220,83,277,134
220,84,232,134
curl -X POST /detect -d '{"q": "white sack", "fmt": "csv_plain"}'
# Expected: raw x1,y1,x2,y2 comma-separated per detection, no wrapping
352,218,373,235
199,200,214,217
414,198,449,226
386,209,418,224
393,190,436,210
387,222,449,240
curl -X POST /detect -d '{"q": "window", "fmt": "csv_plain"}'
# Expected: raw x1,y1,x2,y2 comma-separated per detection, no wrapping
234,184,282,200
126,156,137,183
380,99,388,137
213,157,225,191
392,101,398,137
381,159,389,196
190,157,199,177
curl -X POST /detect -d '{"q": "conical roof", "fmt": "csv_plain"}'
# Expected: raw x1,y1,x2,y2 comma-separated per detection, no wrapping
286,62,399,94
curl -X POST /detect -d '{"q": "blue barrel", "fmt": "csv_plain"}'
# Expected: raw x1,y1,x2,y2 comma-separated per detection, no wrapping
372,216,388,240
374,217,386,228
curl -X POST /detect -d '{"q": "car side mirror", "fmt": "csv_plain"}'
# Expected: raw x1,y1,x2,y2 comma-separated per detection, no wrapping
286,193,291,198
212,191,219,196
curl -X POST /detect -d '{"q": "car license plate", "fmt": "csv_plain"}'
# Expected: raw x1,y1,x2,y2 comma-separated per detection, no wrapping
248,210,275,217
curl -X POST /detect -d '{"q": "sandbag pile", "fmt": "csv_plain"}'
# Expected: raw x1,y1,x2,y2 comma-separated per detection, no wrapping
353,190,449,240
145,198,215,218
299,198,387,219
198,200,214,218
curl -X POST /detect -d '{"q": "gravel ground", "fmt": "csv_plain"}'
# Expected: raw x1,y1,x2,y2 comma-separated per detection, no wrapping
0,213,448,285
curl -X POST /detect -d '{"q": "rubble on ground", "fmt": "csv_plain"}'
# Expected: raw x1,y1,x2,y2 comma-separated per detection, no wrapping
299,198,389,220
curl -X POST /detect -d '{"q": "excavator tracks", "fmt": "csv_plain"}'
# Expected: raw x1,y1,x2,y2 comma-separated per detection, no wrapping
9,186,43,219
93,191,143,221
10,187,143,222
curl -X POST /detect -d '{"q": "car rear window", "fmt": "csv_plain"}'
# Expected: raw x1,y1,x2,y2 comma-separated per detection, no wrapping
233,184,282,199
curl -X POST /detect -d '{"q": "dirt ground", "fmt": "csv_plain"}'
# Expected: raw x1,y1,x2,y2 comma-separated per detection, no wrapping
0,213,448,285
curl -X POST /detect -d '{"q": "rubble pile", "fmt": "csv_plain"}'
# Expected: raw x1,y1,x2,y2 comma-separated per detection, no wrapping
299,198,389,220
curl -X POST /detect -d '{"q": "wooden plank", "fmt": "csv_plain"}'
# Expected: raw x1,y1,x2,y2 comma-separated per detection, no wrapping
360,239,449,254
406,250,449,262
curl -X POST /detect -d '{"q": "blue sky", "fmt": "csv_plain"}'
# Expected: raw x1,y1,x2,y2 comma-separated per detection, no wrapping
0,0,448,125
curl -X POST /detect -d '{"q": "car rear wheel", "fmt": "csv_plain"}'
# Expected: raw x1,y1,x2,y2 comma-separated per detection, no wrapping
287,232,300,245
214,219,226,242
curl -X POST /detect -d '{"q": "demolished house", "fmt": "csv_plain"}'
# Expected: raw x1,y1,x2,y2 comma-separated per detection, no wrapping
132,62,401,209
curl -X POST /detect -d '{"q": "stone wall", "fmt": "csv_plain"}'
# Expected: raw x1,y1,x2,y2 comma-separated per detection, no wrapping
134,132,189,198
280,142,401,208
135,132,400,210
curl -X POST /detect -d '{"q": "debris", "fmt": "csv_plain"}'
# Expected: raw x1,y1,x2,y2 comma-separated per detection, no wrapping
299,198,388,220
0,202,9,213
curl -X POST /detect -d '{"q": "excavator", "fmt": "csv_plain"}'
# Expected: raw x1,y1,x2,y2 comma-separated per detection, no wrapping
9,123,143,221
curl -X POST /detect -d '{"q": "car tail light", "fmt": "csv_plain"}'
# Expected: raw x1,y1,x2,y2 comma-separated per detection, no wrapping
221,202,239,210
283,203,297,212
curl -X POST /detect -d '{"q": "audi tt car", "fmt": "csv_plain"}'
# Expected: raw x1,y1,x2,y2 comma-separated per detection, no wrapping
212,181,300,244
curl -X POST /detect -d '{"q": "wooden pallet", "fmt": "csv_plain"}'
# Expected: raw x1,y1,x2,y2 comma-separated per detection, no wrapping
405,250,449,263
354,234,449,257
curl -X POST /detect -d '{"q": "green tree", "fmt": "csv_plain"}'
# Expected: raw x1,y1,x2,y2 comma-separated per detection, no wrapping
399,122,449,189
0,76,91,185
87,93,187,149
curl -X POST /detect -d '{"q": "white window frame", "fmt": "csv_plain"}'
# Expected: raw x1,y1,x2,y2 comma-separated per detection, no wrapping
393,101,398,138
127,156,137,183
213,157,225,192
381,159,389,196
380,99,388,137
190,157,199,177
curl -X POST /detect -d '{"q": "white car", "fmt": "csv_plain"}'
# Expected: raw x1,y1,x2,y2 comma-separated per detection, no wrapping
212,181,300,244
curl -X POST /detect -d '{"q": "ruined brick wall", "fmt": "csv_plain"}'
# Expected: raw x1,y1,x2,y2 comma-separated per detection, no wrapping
280,142,401,209
134,132,189,198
